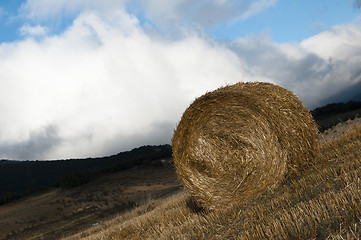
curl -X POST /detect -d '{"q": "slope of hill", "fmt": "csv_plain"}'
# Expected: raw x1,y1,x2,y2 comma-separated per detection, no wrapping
312,101,361,131
62,118,361,239
0,144,172,199
2,103,361,239
0,162,180,240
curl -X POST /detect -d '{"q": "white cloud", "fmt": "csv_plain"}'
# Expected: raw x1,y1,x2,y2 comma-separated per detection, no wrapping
301,24,361,60
19,24,47,37
0,10,243,160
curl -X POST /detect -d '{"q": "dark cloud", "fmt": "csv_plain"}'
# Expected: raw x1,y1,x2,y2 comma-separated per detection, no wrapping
354,0,361,9
322,79,361,104
0,125,61,160
229,33,361,108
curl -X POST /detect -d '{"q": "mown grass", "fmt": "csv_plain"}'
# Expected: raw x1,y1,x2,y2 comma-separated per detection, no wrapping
63,124,361,239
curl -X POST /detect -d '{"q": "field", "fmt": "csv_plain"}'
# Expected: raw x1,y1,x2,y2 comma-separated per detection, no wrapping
0,165,180,239
62,119,361,240
1,118,361,239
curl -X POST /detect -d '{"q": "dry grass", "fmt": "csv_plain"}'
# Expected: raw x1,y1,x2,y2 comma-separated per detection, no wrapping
62,123,361,239
172,82,319,210
0,165,180,240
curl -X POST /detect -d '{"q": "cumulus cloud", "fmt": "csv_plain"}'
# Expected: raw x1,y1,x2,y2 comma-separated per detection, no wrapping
301,24,361,60
0,10,243,160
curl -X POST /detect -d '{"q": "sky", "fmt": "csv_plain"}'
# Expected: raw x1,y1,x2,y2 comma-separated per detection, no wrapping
0,0,361,160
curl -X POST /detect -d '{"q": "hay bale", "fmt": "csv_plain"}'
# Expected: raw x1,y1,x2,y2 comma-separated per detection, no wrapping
172,82,319,210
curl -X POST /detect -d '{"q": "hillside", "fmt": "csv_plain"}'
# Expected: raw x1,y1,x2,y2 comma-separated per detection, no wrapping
312,101,361,131
0,163,180,240
61,118,361,239
1,103,361,239
0,144,172,200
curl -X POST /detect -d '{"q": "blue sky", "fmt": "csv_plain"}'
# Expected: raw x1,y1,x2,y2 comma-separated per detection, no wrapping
208,0,360,42
1,0,360,43
0,0,361,160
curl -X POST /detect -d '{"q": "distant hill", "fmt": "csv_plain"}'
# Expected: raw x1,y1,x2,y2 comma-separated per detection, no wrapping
0,161,180,240
311,101,361,131
0,145,172,200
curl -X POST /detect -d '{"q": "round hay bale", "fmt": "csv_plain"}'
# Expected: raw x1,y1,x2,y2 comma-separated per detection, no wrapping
172,82,319,210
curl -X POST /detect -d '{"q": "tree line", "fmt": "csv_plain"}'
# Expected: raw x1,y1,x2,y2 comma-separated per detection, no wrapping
0,145,172,205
